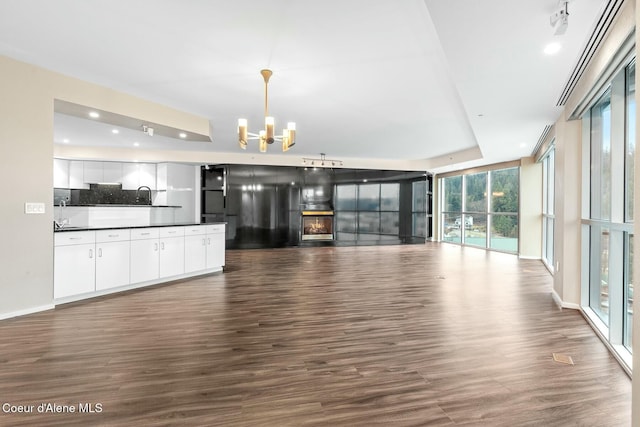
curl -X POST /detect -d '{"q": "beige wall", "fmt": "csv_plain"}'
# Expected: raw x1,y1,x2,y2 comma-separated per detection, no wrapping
0,55,211,319
551,112,582,307
0,58,55,316
519,157,542,258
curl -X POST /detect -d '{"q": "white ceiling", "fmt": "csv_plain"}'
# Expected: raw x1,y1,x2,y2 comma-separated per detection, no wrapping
0,0,607,172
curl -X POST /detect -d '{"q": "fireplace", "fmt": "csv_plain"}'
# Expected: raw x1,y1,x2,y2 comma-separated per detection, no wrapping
301,211,334,241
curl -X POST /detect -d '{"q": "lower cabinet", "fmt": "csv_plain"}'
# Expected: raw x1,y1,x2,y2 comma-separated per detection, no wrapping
95,230,131,291
54,224,224,302
159,227,185,278
185,231,207,273
54,231,96,299
206,224,226,268
130,229,160,284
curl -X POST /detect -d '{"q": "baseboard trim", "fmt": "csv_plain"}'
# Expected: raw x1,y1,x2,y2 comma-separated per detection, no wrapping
0,304,55,321
551,289,580,310
54,267,224,306
519,255,541,260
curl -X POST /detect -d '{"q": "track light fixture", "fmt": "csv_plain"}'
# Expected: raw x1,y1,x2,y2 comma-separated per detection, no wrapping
302,153,343,168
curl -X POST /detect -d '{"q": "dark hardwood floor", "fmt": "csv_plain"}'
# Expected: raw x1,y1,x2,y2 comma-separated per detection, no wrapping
0,243,631,426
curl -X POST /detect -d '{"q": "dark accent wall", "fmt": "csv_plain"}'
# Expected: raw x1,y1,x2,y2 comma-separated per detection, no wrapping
202,165,432,249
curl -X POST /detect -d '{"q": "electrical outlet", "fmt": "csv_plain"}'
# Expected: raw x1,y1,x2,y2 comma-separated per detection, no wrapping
25,202,45,214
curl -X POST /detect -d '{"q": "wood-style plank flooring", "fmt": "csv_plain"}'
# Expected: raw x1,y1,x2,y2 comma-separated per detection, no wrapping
0,243,631,426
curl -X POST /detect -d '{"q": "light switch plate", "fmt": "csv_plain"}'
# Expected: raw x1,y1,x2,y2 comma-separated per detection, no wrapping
25,202,45,214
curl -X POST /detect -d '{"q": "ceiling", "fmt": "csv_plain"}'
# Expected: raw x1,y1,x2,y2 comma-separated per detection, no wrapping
0,0,607,172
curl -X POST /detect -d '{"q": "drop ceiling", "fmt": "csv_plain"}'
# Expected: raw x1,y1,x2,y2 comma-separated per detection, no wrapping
0,0,608,172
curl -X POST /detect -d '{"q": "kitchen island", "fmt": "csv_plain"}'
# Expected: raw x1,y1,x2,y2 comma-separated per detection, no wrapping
54,204,182,228
54,223,225,304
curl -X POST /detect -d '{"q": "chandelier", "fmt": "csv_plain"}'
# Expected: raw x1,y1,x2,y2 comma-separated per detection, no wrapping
238,69,296,153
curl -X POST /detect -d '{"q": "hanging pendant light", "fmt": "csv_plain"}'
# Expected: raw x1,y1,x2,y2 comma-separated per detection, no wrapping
238,69,296,152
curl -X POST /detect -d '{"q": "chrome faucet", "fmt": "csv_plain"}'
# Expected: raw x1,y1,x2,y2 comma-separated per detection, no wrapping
136,186,152,205
55,199,68,229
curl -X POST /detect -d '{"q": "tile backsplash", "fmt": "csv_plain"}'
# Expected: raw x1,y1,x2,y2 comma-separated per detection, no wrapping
54,184,153,205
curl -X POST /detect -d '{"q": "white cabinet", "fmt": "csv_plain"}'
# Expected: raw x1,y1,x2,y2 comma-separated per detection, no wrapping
130,228,160,283
206,224,226,268
95,229,131,291
54,231,96,299
139,163,157,189
122,163,139,190
103,162,123,183
83,161,103,183
184,225,207,273
159,227,185,277
122,163,157,190
83,161,124,184
69,160,89,189
53,158,69,188
54,224,225,303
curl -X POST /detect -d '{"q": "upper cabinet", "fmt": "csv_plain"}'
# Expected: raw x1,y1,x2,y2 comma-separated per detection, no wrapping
83,161,125,184
53,158,69,188
54,159,157,190
69,160,89,189
122,163,156,190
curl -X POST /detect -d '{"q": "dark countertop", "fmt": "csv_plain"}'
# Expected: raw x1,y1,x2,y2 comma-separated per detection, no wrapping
54,222,226,232
61,204,182,208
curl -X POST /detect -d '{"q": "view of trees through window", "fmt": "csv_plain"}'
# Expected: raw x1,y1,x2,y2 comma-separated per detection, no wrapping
441,166,519,253
583,59,634,361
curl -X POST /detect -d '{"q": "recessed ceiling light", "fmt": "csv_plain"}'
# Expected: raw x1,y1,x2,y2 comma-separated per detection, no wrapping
88,111,100,119
133,142,140,147
62,138,70,144
363,179,368,183
179,132,187,139
520,143,527,148
112,129,119,134
544,42,561,55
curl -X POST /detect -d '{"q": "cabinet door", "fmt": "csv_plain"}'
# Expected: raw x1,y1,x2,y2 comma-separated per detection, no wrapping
83,161,103,183
54,243,96,298
102,162,123,184
184,234,206,273
69,160,89,189
96,241,131,290
53,158,70,188
159,236,184,277
130,239,160,283
139,163,157,190
122,163,139,190
206,232,225,268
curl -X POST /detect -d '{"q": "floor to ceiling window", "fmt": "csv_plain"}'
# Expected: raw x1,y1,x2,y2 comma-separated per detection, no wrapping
582,58,634,366
541,146,555,271
440,165,519,253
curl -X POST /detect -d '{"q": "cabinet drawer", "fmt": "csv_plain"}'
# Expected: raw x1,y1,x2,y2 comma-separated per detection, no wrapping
206,224,225,234
96,229,131,243
160,226,185,238
130,228,160,240
184,225,207,236
54,230,96,246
